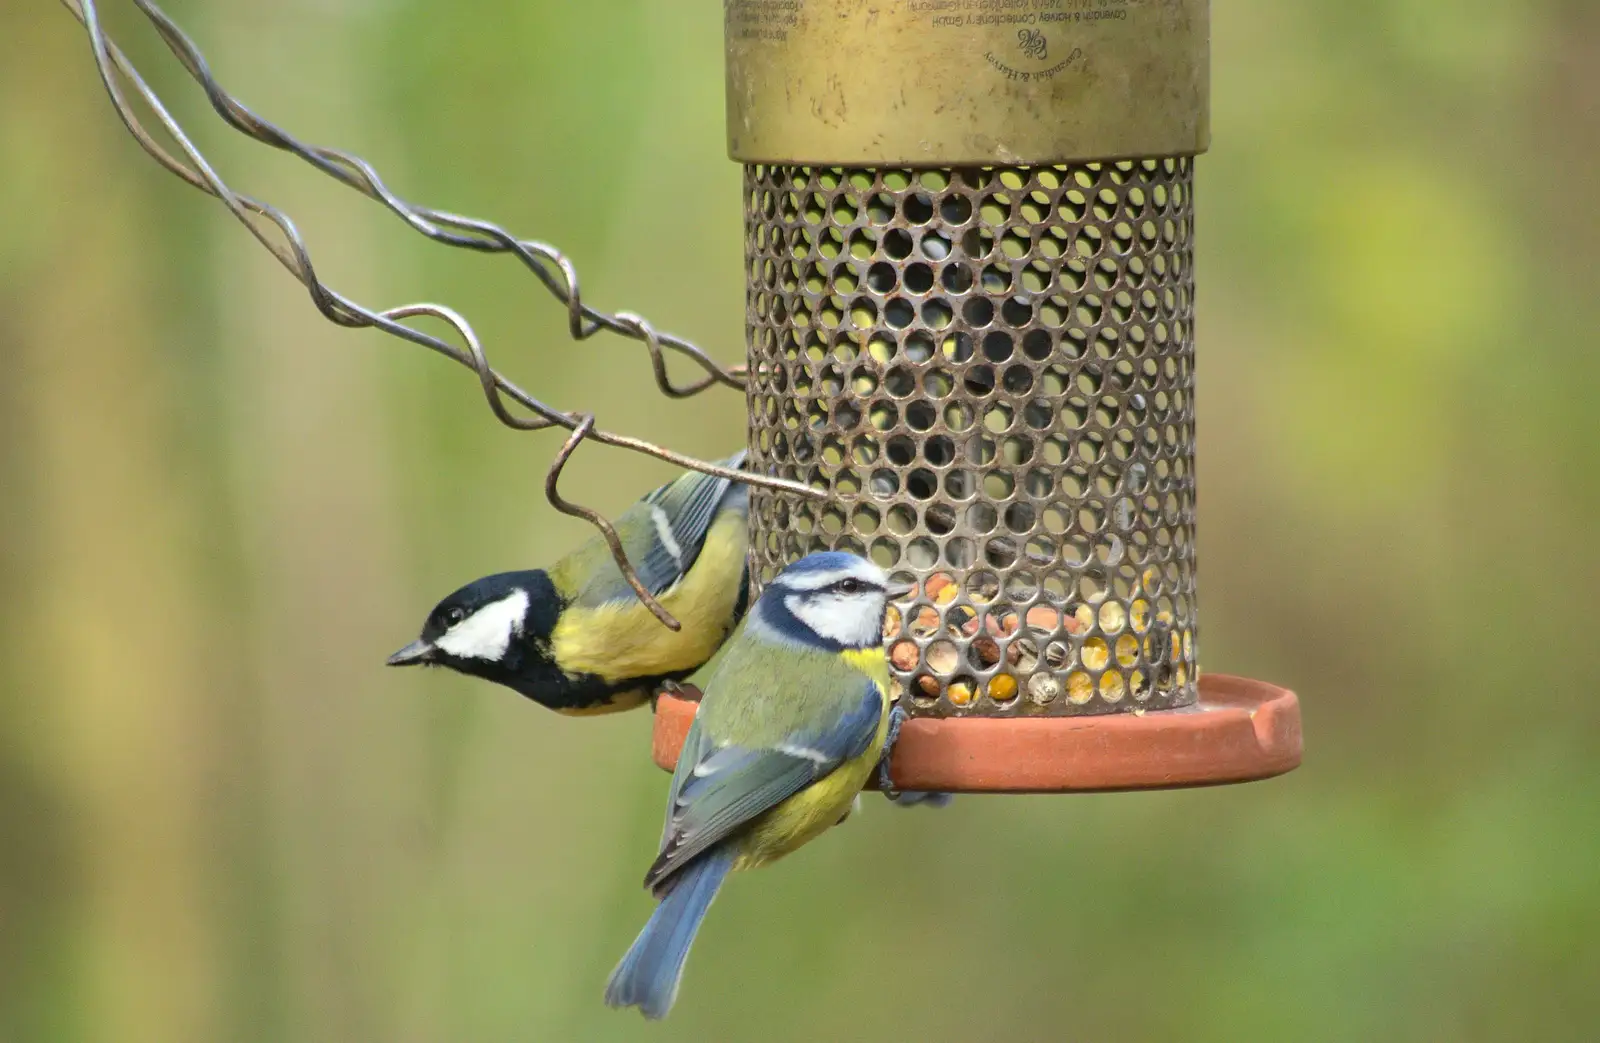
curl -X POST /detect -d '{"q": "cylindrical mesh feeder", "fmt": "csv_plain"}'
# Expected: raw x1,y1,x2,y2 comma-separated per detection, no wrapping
654,0,1301,791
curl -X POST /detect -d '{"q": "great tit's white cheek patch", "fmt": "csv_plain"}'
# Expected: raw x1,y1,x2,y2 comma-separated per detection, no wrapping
650,505,685,569
435,589,529,661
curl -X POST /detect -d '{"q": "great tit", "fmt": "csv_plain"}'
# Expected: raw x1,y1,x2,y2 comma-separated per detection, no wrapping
604,551,913,1019
386,451,751,715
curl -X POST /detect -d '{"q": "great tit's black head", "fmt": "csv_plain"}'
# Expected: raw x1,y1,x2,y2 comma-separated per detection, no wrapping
387,569,562,674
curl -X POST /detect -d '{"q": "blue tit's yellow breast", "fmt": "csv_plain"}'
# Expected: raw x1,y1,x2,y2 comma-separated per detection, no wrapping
735,672,892,871
840,647,892,696
548,512,748,685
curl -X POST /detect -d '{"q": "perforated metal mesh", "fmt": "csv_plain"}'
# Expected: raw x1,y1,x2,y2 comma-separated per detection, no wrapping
743,161,1198,717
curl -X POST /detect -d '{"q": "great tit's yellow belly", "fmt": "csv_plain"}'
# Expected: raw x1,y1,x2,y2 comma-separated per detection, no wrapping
734,683,891,872
549,513,748,687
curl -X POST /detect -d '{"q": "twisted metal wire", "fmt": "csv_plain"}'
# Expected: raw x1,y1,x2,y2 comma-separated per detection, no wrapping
60,0,819,630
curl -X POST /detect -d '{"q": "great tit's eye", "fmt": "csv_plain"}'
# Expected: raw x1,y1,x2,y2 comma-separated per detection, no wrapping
444,606,467,626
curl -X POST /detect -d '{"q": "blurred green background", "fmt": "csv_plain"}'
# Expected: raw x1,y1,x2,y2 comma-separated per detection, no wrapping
3,1,1597,1040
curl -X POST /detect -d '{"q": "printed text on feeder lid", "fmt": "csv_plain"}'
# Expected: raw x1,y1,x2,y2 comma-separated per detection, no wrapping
725,0,1210,166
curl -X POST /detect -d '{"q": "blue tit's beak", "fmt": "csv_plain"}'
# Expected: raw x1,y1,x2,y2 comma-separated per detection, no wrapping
886,581,916,600
386,639,434,667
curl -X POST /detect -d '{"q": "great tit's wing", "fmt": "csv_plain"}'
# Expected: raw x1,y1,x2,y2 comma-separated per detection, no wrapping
730,555,752,627
645,677,882,893
597,448,746,601
629,449,749,597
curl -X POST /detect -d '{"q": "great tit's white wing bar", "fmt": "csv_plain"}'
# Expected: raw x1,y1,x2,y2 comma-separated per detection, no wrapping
630,449,749,597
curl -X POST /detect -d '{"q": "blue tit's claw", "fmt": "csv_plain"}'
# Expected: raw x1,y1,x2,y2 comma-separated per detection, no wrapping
878,704,909,800
889,790,955,808
885,703,909,748
879,706,954,807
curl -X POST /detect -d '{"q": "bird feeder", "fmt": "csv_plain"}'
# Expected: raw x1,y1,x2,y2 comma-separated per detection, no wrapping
653,0,1302,792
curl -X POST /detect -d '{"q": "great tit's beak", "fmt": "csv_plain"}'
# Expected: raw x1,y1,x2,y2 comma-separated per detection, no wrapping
886,581,917,600
386,639,434,667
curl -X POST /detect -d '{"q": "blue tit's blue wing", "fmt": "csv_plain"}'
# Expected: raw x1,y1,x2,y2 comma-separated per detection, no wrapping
628,449,748,598
658,711,714,851
645,677,882,893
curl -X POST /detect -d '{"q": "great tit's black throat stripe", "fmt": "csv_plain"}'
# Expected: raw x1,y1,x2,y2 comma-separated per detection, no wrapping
527,668,696,714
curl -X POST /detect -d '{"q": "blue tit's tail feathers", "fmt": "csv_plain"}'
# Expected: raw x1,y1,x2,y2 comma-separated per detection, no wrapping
604,847,735,1020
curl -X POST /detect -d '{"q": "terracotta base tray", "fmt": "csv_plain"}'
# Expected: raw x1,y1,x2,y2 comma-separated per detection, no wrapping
651,673,1301,794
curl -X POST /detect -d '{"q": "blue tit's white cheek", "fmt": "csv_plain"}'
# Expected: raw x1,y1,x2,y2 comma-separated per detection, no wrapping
434,589,530,661
783,591,886,647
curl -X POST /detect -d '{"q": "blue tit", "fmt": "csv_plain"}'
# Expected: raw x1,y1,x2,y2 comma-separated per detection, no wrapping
604,551,916,1020
385,450,752,715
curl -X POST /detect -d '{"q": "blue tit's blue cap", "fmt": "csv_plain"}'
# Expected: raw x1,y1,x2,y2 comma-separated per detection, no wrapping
768,552,907,598
778,551,869,576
